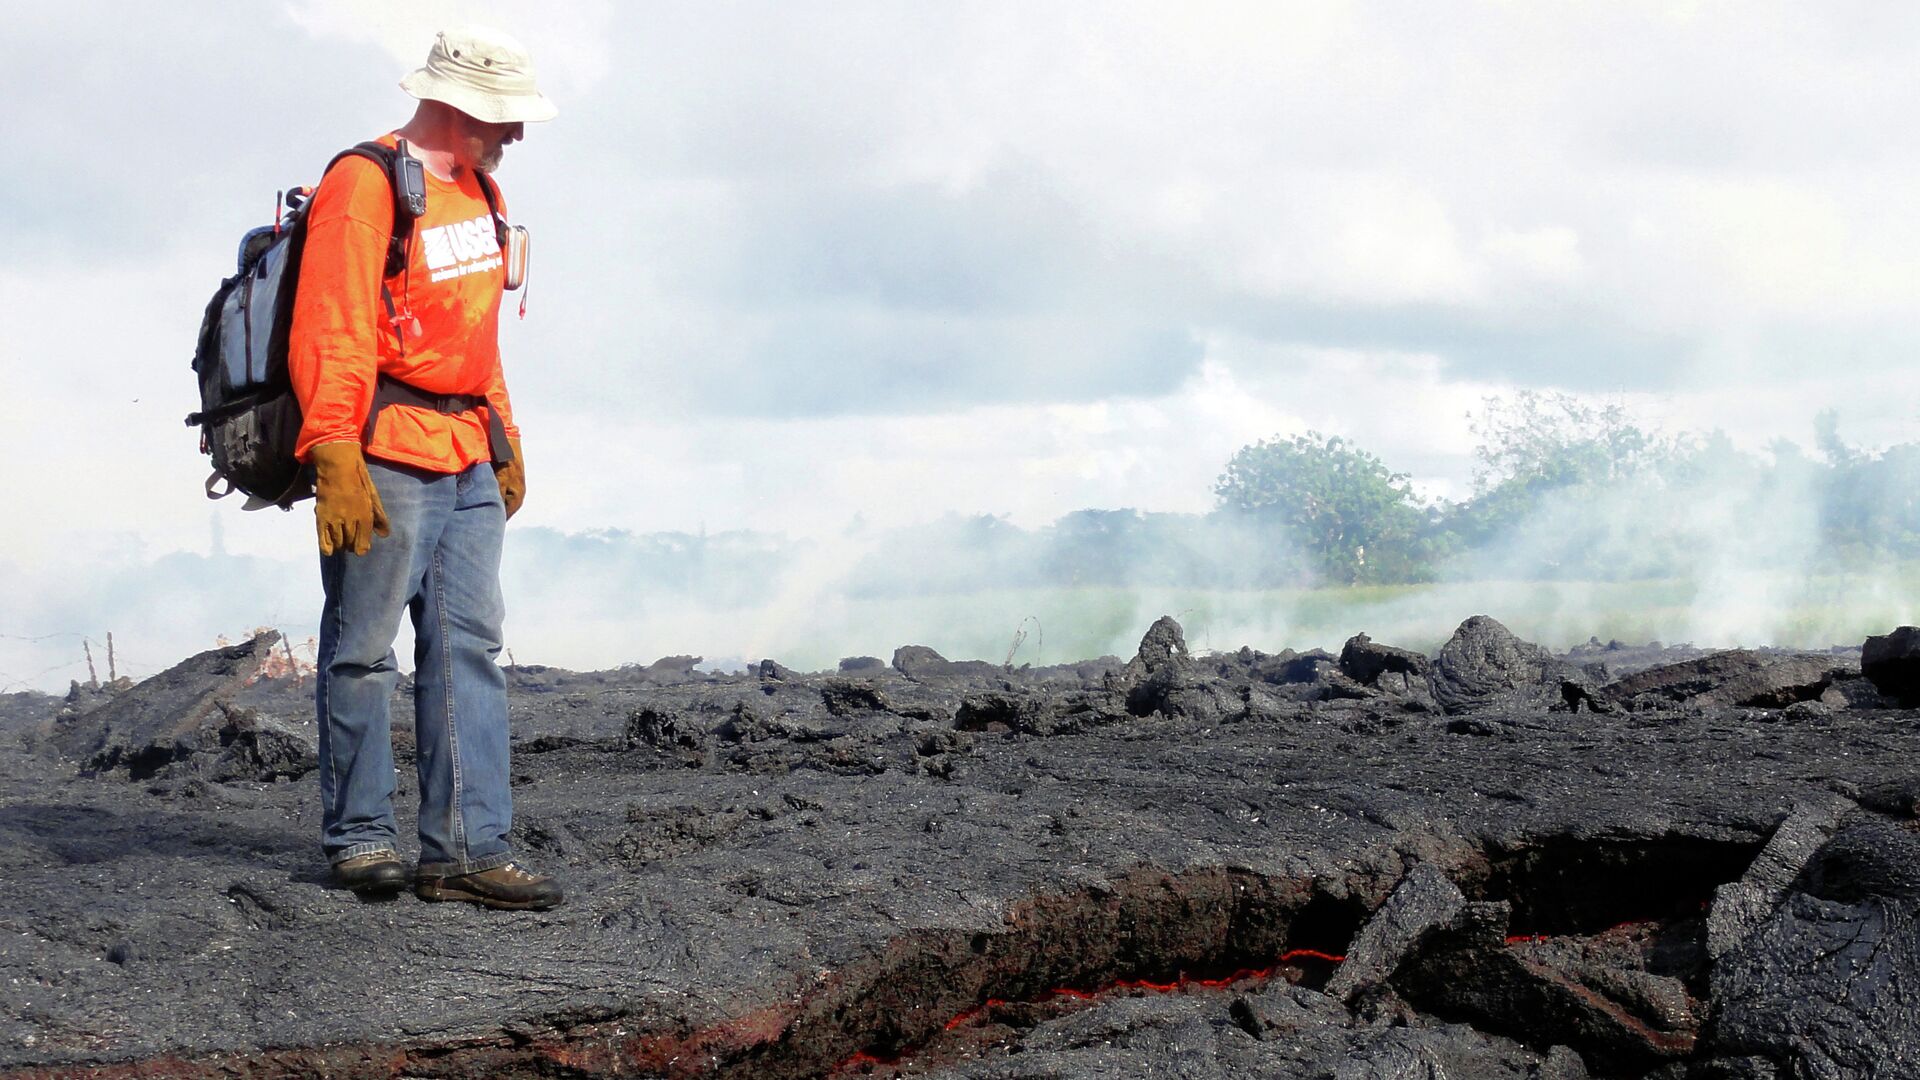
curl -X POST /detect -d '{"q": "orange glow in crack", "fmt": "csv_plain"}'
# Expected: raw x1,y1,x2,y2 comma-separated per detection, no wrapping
837,948,1346,1075
1505,916,1667,947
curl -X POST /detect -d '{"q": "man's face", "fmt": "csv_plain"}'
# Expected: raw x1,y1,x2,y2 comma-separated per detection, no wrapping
461,117,524,174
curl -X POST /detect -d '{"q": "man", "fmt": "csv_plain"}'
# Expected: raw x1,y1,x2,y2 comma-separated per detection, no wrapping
288,26,561,910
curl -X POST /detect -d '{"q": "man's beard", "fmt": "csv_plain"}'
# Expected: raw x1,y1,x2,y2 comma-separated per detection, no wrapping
477,146,505,173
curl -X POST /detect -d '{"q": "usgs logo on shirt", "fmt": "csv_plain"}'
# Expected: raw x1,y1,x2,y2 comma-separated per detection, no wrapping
422,214,503,283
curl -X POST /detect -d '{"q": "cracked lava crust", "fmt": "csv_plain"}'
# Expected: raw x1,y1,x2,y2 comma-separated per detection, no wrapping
5,615,1920,1079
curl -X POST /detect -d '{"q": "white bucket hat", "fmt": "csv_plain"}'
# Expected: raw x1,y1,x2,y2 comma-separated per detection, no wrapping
400,26,557,124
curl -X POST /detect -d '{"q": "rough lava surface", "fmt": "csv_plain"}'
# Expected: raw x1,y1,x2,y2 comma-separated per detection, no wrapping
3,616,1919,1079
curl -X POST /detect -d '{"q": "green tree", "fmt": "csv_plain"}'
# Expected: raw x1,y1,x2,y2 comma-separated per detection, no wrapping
1215,431,1436,584
1470,390,1674,489
1811,415,1920,556
1451,391,1677,547
1813,409,1858,468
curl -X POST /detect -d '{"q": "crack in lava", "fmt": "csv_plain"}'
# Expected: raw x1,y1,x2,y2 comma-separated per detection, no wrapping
835,948,1347,1075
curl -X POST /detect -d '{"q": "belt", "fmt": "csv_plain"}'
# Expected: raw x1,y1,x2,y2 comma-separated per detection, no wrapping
361,373,514,466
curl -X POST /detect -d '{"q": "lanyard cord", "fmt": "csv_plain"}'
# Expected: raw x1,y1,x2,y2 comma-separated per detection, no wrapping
402,228,414,333
517,245,530,320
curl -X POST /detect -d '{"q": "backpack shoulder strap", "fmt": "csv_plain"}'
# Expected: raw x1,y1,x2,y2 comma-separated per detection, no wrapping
475,169,509,247
322,141,411,279
325,140,396,174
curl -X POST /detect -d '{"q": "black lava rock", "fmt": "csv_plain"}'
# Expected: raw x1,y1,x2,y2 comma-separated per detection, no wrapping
1862,627,1920,706
41,634,292,780
7,617,1920,1079
1608,650,1843,709
1429,616,1593,713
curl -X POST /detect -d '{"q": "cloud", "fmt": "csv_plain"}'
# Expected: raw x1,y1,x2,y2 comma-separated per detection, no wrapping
5,3,1920,683
285,0,615,99
16,3,1920,398
494,2,1920,408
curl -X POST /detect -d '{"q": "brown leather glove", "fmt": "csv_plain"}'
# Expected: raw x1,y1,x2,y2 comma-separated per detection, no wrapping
496,438,526,520
310,442,391,557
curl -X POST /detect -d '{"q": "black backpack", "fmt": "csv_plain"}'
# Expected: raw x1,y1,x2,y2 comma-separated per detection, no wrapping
187,141,506,510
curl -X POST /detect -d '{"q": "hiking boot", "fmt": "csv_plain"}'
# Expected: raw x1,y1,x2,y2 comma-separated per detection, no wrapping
332,851,407,894
416,861,564,911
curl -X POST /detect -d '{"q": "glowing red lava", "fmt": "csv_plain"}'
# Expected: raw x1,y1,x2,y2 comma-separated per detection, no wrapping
1505,915,1672,947
834,948,1347,1075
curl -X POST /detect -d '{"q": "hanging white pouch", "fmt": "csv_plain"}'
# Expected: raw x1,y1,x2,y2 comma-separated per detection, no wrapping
504,225,531,290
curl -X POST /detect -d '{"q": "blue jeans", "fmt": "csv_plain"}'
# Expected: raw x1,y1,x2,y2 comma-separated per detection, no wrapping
315,458,514,877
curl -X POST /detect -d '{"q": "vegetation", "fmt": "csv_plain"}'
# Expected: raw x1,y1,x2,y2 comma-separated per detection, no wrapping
1450,391,1679,549
1214,432,1439,585
1209,396,1920,587
1813,412,1920,558
827,399,1918,598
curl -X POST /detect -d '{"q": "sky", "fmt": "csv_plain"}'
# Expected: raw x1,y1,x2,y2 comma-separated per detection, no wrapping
4,1,1919,689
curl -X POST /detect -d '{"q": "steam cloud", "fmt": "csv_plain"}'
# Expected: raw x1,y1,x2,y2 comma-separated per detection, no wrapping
6,422,1913,695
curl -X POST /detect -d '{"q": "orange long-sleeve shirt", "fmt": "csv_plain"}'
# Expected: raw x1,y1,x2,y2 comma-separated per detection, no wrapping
288,133,520,472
